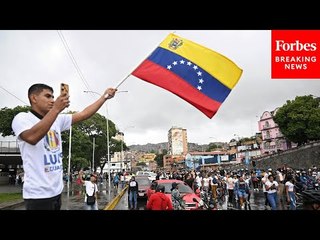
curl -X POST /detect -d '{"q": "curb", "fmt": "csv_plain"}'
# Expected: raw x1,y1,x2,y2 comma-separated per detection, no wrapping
0,200,24,210
103,186,127,210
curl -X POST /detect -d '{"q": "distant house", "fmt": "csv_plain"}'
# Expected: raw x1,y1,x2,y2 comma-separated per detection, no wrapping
258,108,297,155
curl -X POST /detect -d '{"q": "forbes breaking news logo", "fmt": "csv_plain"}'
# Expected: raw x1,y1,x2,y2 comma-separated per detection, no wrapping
271,30,320,79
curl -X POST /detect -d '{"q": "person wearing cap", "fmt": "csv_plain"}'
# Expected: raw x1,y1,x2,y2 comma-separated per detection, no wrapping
79,170,99,210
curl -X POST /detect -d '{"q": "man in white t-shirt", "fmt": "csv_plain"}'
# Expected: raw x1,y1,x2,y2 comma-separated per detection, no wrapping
79,170,99,210
11,83,117,210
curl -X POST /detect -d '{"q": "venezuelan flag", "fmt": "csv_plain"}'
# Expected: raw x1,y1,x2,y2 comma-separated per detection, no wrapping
132,33,243,118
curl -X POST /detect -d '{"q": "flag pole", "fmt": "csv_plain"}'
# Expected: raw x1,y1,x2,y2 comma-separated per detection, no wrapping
104,73,131,99
114,73,131,89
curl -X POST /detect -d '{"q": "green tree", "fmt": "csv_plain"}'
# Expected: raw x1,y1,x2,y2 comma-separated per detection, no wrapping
274,95,320,146
64,112,121,173
0,106,30,136
207,143,220,151
154,149,167,168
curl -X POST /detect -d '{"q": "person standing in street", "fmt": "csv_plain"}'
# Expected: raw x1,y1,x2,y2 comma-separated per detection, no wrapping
79,170,99,210
265,174,279,210
146,185,173,210
147,181,158,202
11,83,117,210
171,182,185,210
285,175,296,210
128,176,138,210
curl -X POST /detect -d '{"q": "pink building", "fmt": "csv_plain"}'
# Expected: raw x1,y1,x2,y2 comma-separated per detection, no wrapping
258,108,296,155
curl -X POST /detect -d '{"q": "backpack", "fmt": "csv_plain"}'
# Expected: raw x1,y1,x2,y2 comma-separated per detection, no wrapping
86,185,96,205
113,175,119,183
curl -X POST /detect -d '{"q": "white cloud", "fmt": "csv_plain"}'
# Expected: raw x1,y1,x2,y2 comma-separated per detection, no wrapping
1,30,319,145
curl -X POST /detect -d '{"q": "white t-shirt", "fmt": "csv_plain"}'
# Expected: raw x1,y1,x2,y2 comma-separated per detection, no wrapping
226,177,235,190
12,111,72,199
84,181,98,202
285,181,294,192
265,180,279,194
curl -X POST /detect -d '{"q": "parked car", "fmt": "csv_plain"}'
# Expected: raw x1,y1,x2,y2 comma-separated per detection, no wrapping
135,176,152,199
136,171,157,181
149,179,202,210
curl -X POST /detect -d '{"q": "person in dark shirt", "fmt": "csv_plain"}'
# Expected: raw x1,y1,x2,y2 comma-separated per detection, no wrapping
128,176,138,210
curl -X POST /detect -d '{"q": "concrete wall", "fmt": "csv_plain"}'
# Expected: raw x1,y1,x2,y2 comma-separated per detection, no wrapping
254,141,320,170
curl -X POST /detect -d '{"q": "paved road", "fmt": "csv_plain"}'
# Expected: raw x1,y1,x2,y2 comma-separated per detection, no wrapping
114,190,147,210
0,180,123,210
1,182,289,210
114,189,288,210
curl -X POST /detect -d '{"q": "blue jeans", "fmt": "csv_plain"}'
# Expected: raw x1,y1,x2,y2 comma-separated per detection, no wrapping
288,191,296,210
267,192,278,210
129,191,138,209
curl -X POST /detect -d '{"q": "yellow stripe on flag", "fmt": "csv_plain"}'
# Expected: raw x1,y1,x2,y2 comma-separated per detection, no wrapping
159,33,243,89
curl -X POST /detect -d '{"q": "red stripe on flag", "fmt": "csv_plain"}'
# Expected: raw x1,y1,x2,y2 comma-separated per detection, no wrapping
132,59,222,118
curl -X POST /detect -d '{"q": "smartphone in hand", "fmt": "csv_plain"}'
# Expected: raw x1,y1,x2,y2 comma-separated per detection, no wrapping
60,83,69,95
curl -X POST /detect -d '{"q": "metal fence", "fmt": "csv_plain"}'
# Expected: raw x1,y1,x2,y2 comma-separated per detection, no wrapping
0,141,19,153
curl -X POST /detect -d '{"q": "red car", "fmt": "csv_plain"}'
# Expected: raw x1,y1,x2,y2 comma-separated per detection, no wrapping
149,179,202,210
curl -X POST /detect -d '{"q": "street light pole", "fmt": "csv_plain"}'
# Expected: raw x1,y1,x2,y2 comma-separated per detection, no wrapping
121,134,123,172
84,90,128,197
84,90,111,196
92,136,95,172
66,125,72,210
118,125,134,172
105,103,111,197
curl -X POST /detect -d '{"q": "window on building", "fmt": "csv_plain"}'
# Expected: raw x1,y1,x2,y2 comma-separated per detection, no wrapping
265,121,270,128
266,131,270,139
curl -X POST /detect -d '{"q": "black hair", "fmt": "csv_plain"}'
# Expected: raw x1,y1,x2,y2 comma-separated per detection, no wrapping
28,84,53,102
156,184,165,193
286,174,293,181
151,181,158,190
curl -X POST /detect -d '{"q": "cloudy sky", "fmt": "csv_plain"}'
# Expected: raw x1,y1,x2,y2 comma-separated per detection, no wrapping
1,30,320,145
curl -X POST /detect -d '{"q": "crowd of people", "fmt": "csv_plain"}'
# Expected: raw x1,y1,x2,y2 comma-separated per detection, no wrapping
9,82,320,211
144,164,320,211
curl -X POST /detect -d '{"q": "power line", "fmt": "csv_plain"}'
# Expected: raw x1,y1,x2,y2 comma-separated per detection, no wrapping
0,85,28,105
57,30,92,92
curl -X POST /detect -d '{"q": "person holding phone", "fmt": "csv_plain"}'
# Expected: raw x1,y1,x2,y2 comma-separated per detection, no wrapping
11,83,117,210
265,174,279,210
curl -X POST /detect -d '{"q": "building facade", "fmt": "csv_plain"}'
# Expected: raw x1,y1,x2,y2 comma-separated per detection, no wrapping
258,108,296,155
168,127,188,156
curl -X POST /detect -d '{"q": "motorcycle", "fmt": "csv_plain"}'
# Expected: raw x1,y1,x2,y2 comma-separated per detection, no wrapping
193,189,216,210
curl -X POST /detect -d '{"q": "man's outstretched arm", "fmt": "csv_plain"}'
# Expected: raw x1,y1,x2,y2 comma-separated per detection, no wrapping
72,88,117,124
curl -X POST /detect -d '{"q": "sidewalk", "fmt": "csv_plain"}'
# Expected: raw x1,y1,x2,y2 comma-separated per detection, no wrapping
0,180,125,210
0,184,24,210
